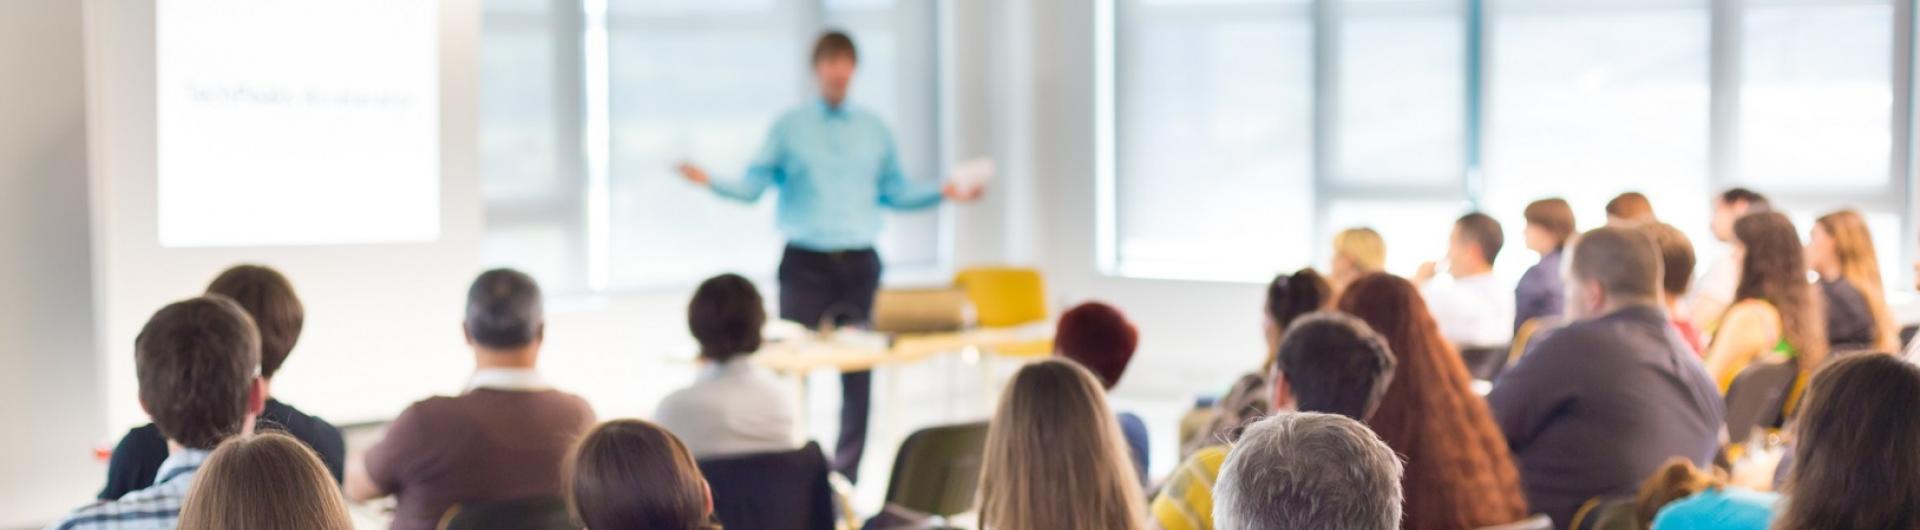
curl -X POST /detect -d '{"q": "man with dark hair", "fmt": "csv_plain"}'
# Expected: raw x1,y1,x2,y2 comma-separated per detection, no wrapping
1414,212,1513,349
655,274,798,457
1605,192,1657,226
1640,222,1705,353
1693,187,1772,329
48,297,267,530
676,30,985,480
1151,311,1398,530
346,269,597,530
1489,227,1722,529
97,265,347,501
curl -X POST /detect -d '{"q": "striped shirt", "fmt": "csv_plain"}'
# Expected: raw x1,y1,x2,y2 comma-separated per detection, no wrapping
46,449,207,530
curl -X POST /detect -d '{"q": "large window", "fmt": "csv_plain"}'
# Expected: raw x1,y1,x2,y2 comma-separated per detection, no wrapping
481,0,943,293
1108,0,1915,286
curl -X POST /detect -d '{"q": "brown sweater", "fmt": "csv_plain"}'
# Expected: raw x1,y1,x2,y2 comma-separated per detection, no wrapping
365,388,597,530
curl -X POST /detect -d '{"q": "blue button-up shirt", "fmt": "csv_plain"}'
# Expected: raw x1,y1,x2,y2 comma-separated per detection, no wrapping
47,448,208,530
708,100,944,252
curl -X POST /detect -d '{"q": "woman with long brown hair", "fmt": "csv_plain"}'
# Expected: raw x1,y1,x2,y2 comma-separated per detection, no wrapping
566,419,716,530
977,359,1147,530
177,431,354,530
1808,210,1898,353
1337,273,1530,530
1704,212,1828,392
1772,354,1920,529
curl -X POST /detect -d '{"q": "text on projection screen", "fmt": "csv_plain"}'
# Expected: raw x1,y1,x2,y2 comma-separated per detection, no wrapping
157,0,439,247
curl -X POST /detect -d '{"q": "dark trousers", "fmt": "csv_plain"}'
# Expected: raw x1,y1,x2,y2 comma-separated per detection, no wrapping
778,245,882,482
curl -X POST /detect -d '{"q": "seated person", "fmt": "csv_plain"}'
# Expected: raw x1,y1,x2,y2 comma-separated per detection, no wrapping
1153,312,1397,530
1639,223,1705,354
1692,188,1771,331
656,273,797,457
49,296,267,530
1181,269,1331,459
1489,226,1723,528
1329,227,1387,297
1053,301,1150,487
976,360,1149,530
1213,413,1405,530
1413,212,1515,349
1703,213,1826,393
1606,191,1657,226
1516,198,1575,333
567,420,717,530
178,431,354,529
1808,210,1898,353
99,264,346,500
346,269,598,530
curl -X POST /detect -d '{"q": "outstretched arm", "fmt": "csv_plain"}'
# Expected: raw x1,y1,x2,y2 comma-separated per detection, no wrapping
877,135,945,210
684,122,785,202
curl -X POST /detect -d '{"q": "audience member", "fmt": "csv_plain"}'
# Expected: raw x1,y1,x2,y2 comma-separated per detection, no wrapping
566,419,718,530
1703,212,1827,392
1634,458,1772,530
1339,274,1530,530
346,269,598,530
1692,188,1771,330
1639,223,1705,355
1181,269,1332,459
1330,227,1387,296
1212,413,1404,530
1808,210,1898,353
1153,312,1397,530
48,297,268,530
1517,198,1576,332
1607,192,1657,226
1489,226,1723,528
1053,301,1150,487
1413,213,1515,349
177,431,354,530
656,274,796,458
99,264,345,501
977,360,1147,530
1761,354,1920,530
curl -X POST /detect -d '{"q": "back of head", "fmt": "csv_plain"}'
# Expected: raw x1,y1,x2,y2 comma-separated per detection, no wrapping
1720,188,1771,212
1568,226,1664,303
1455,213,1505,266
1637,223,1696,298
688,274,766,362
1524,198,1577,250
1778,355,1920,530
1274,311,1397,420
1732,212,1826,367
1054,302,1140,390
978,360,1145,530
1607,192,1657,223
568,419,714,530
206,264,304,380
137,296,261,450
178,431,354,530
1213,412,1404,530
1333,228,1388,272
1267,268,1333,331
1632,458,1723,530
466,268,544,351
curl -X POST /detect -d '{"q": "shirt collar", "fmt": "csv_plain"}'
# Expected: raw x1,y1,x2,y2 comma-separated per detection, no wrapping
154,447,212,485
699,358,760,381
817,99,850,119
466,367,551,392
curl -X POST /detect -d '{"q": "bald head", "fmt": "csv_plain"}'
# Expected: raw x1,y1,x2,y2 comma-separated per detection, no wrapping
1566,226,1663,319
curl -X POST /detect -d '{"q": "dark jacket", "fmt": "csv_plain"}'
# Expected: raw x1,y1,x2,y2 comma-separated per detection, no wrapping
99,398,345,500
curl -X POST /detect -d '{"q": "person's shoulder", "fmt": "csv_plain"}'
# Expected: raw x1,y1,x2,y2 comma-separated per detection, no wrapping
1653,489,1779,530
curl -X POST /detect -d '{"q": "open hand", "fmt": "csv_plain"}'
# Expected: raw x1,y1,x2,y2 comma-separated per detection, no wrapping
677,163,710,186
942,181,984,203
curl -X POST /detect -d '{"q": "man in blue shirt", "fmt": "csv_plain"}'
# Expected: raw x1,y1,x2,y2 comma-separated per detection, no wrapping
678,31,981,481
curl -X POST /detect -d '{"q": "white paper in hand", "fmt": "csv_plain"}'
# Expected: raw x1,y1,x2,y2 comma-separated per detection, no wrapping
947,157,996,195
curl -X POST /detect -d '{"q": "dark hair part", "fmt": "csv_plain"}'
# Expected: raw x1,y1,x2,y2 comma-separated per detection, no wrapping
1273,312,1397,421
688,274,766,362
567,420,716,530
1638,223,1696,297
1568,226,1664,301
1054,302,1139,390
137,296,261,450
1777,354,1920,530
1266,268,1332,331
1523,198,1577,250
178,431,354,530
1719,188,1771,211
1455,212,1505,266
1731,212,1827,373
465,269,544,350
206,265,304,380
1607,192,1656,222
811,30,858,65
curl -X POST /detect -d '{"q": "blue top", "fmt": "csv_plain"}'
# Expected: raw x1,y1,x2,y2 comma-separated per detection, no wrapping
708,100,944,252
1514,249,1565,333
1652,489,1779,530
48,449,207,530
1117,411,1151,489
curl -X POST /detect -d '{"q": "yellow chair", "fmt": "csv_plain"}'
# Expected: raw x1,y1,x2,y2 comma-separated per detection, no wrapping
953,267,1052,357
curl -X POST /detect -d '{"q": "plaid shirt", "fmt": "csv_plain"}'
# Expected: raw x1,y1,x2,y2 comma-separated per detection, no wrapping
46,449,208,530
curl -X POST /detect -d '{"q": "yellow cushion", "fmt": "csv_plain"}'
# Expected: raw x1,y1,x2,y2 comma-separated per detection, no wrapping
953,267,1048,328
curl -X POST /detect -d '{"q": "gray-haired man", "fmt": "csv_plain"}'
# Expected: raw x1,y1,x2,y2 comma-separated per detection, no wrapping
1214,412,1405,530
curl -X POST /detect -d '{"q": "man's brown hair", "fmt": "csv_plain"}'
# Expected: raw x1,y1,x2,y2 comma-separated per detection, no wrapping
811,30,857,65
1455,213,1505,266
1607,192,1656,223
137,296,261,450
1638,222,1696,297
1523,198,1577,250
567,420,717,530
206,265,304,379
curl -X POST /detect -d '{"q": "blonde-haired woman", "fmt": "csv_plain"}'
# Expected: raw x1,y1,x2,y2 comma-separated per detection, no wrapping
1331,227,1387,295
978,359,1147,530
1809,210,1899,353
178,431,354,530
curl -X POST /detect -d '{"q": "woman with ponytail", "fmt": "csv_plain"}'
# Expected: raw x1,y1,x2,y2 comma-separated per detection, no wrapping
1178,269,1333,459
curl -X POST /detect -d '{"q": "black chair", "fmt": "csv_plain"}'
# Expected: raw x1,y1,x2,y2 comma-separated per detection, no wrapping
699,442,836,530
1460,346,1511,382
437,496,573,530
1723,361,1799,447
1572,496,1637,530
1901,324,1918,351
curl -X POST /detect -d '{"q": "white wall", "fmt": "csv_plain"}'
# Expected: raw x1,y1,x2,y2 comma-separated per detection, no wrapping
0,1,107,524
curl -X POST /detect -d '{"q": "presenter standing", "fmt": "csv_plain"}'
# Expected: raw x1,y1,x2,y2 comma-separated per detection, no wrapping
677,31,984,481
